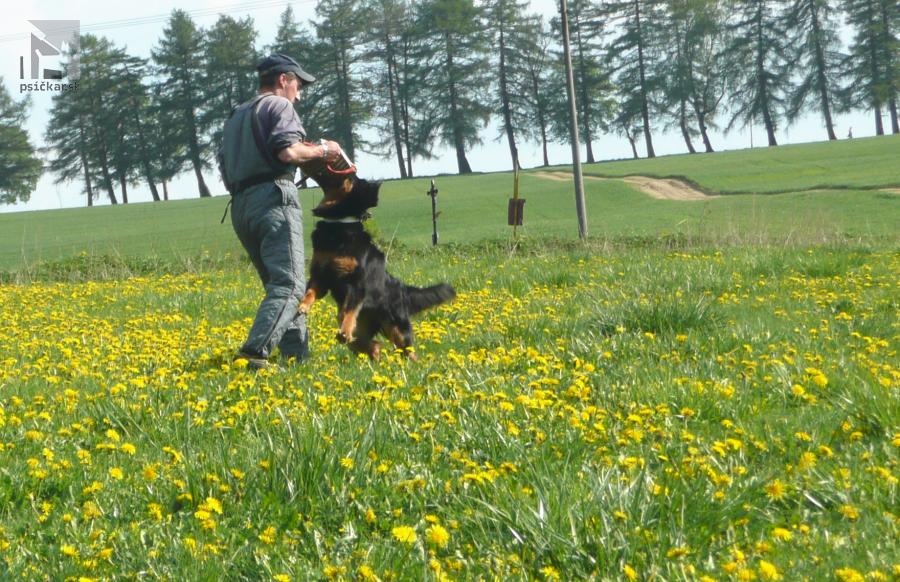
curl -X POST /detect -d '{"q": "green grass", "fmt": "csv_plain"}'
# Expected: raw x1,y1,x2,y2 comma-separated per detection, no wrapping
576,134,900,194
0,242,897,580
1,135,898,274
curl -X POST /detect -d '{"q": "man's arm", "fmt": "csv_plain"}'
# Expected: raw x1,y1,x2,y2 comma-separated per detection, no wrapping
277,139,343,165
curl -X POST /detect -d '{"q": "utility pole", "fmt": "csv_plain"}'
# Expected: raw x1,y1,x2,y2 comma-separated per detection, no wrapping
560,0,588,240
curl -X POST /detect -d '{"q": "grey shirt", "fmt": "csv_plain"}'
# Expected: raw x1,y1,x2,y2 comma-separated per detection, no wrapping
256,94,307,156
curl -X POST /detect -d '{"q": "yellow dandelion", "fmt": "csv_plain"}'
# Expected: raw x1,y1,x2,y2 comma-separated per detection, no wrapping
108,467,124,480
758,560,781,581
623,564,638,581
426,524,450,548
61,544,78,558
834,567,865,582
838,504,859,521
391,525,417,545
259,526,277,545
764,479,787,501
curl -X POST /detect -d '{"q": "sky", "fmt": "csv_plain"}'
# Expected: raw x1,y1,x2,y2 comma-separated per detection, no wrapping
0,0,879,214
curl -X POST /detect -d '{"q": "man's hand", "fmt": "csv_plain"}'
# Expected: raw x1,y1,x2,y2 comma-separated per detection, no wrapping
319,139,344,165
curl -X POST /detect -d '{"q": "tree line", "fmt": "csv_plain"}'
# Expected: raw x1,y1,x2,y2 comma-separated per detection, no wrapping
0,0,897,206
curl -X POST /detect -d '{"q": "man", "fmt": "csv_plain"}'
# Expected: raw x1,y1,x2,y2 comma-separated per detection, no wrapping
219,53,344,369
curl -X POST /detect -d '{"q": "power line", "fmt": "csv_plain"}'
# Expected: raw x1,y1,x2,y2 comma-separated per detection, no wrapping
0,0,314,44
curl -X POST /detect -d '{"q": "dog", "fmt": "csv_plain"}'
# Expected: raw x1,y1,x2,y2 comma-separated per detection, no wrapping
297,152,455,360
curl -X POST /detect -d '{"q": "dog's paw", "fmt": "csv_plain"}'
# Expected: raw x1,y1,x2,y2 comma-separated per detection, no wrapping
336,330,353,344
298,303,310,315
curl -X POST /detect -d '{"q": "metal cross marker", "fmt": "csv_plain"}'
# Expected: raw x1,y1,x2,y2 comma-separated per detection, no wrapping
427,180,439,246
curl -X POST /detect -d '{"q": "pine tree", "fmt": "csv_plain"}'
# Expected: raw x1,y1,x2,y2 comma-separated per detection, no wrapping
0,80,42,205
361,0,422,177
416,0,493,174
519,17,555,166
485,0,538,170
204,15,259,149
313,0,374,160
721,0,790,146
784,0,843,140
152,10,213,197
843,0,898,134
550,0,615,163
659,0,726,153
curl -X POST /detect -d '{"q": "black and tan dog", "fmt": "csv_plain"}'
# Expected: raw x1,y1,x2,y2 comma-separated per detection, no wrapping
298,155,455,360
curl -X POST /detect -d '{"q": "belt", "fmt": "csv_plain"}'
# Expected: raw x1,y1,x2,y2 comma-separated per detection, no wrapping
231,172,293,194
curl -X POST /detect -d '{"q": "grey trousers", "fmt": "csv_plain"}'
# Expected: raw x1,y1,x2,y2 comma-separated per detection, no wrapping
230,179,309,361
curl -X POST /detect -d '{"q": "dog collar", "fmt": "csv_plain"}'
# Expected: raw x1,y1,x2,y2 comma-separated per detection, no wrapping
317,217,363,224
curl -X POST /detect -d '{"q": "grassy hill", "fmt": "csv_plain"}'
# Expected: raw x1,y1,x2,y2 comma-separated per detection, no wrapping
1,134,897,273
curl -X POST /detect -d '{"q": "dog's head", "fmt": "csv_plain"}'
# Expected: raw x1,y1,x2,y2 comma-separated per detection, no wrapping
299,153,380,219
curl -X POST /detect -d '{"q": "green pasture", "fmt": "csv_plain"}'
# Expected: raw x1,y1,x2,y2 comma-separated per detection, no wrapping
1,135,897,274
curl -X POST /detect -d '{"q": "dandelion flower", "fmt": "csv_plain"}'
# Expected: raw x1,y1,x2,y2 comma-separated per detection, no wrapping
426,524,450,548
391,525,417,545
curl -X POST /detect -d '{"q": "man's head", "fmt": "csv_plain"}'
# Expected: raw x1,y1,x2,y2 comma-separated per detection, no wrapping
257,53,316,103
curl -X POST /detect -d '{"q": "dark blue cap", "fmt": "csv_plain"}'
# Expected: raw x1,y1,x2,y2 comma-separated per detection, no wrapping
256,53,316,85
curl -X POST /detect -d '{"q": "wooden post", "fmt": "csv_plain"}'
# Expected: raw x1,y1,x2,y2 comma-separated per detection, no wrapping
427,180,439,246
559,0,588,240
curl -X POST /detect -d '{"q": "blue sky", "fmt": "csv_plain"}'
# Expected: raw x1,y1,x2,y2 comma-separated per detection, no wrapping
0,0,876,213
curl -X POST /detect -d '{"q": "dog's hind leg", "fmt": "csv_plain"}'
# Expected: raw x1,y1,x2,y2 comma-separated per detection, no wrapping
349,317,381,359
383,320,417,361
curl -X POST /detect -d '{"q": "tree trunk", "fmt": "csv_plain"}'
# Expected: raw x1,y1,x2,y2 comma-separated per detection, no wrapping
634,0,656,158
334,37,355,159
445,36,472,174
498,27,521,170
385,39,407,178
182,96,211,197
120,174,128,204
809,3,837,140
755,2,778,146
77,120,95,207
624,124,639,159
693,98,714,152
878,0,899,133
530,69,550,166
574,14,595,163
98,157,118,205
679,99,696,153
163,180,169,201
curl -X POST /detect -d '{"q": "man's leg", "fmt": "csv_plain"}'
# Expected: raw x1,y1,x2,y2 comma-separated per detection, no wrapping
241,201,308,360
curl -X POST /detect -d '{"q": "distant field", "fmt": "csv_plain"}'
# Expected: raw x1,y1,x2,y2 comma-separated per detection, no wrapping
0,135,898,273
577,134,900,194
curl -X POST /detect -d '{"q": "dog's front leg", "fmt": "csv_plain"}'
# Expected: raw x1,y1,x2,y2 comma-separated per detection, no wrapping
337,290,364,344
299,280,327,314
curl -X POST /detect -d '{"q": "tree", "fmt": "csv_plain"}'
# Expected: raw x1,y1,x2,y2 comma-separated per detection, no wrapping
46,35,122,205
416,0,493,174
152,10,213,197
784,0,843,140
721,0,790,146
659,0,726,153
843,0,898,134
313,0,374,160
204,15,259,149
485,0,538,170
361,0,420,177
0,80,42,205
601,0,662,158
519,18,556,166
550,0,615,163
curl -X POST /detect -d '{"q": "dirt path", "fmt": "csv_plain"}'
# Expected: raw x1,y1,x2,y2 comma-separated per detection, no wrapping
530,171,717,201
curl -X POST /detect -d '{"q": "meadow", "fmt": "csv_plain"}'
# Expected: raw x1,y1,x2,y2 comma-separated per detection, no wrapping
0,136,898,580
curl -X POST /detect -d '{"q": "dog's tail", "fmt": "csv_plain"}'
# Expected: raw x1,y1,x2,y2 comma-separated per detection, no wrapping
406,283,456,315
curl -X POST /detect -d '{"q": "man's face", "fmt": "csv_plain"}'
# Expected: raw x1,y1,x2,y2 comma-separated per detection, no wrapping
281,73,302,104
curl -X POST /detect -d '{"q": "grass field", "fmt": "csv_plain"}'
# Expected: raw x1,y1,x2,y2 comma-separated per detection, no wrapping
0,138,898,580
0,135,897,273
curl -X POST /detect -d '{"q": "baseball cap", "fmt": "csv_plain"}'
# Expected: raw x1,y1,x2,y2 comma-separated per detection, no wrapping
256,53,316,85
